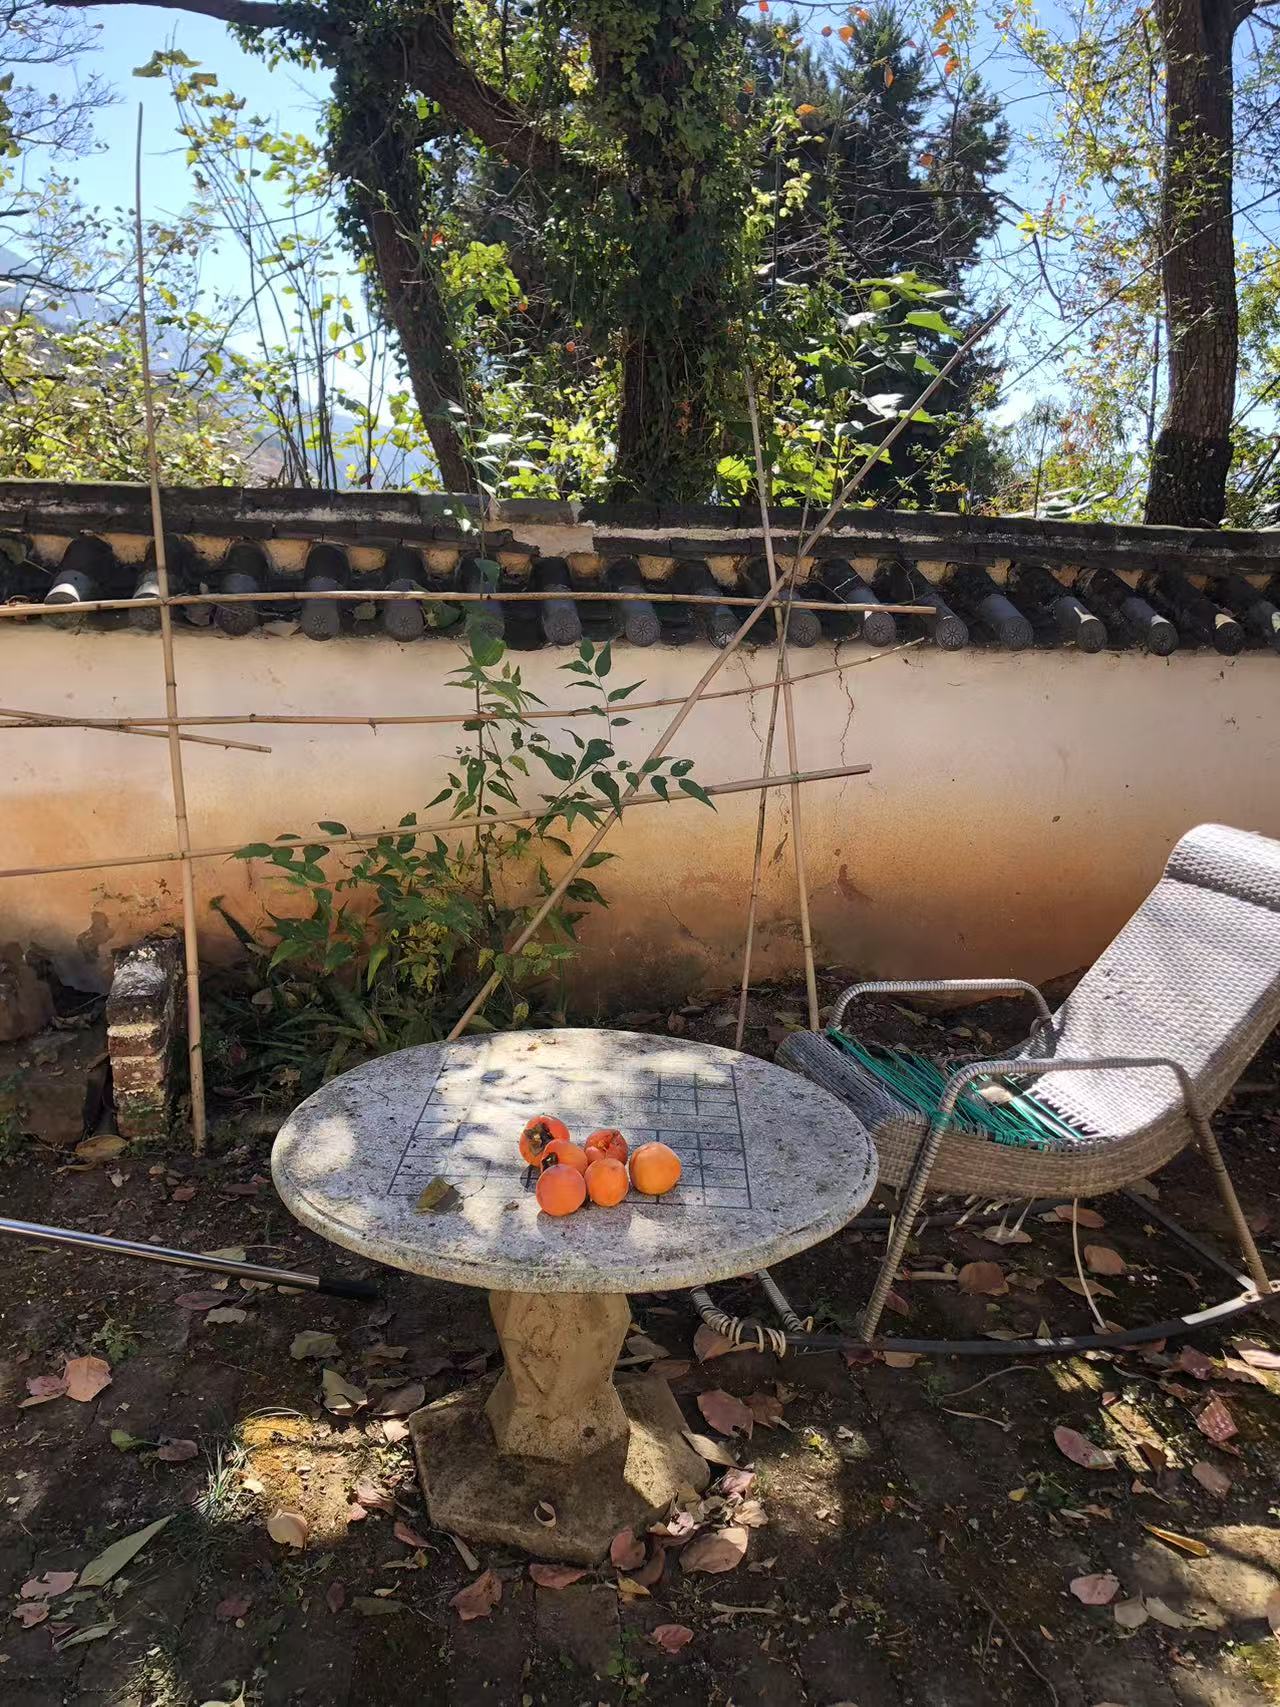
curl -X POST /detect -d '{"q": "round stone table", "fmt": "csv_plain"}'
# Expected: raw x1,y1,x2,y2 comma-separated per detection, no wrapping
272,1028,875,1562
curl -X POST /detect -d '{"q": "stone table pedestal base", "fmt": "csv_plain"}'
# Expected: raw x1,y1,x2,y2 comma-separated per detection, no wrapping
409,1289,709,1563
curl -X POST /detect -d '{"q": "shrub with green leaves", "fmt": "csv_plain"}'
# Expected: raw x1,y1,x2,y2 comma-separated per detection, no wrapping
206,598,708,1096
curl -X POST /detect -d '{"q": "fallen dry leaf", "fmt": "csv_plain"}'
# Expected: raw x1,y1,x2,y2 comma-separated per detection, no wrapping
610,1528,646,1571
958,1260,1008,1297
20,1571,77,1601
529,1563,586,1589
651,1623,695,1653
451,1569,501,1622
290,1331,339,1361
682,1429,737,1467
174,1291,225,1311
693,1324,744,1361
321,1368,368,1416
1058,1276,1116,1301
733,1499,768,1529
352,1596,402,1616
1054,1426,1117,1471
75,1134,127,1164
615,1575,651,1601
63,1356,111,1403
1176,1346,1215,1380
79,1515,172,1587
881,1350,922,1369
1232,1339,1280,1370
215,1594,251,1621
697,1390,754,1439
681,1526,749,1575
157,1438,198,1463
980,1225,1032,1246
204,1307,249,1325
266,1511,308,1550
1145,1596,1192,1629
1054,1204,1105,1229
1142,1523,1210,1558
12,1601,49,1627
354,1479,394,1513
718,1467,756,1498
326,1580,346,1615
649,1359,692,1380
1190,1461,1232,1498
1113,1597,1149,1630
1195,1398,1238,1443
380,1418,410,1445
1084,1245,1126,1277
374,1383,425,1418
885,1289,911,1317
20,1373,67,1407
393,1520,431,1550
171,1185,196,1202
1071,1572,1120,1606
631,1548,666,1588
745,1391,784,1429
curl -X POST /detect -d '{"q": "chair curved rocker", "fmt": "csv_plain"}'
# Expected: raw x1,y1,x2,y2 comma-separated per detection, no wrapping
778,822,1280,1335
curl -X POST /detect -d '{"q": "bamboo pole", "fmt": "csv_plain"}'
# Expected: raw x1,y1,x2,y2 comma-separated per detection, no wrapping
0,707,270,754
443,313,1001,1040
746,384,819,1031
134,107,207,1155
0,761,871,883
0,588,933,620
734,637,784,1050
0,643,922,734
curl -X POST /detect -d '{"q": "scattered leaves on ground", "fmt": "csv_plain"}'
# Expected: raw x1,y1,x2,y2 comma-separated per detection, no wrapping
651,1623,694,1652
1053,1426,1117,1470
266,1511,308,1550
393,1520,431,1549
352,1596,402,1616
375,1382,425,1418
745,1391,784,1428
1070,1572,1120,1605
321,1368,368,1416
79,1515,173,1587
204,1307,249,1325
451,1569,501,1621
1141,1523,1210,1558
290,1330,339,1361
1195,1397,1237,1442
21,1373,68,1406
1113,1597,1149,1630
693,1325,744,1361
681,1526,749,1574
610,1528,646,1571
697,1390,754,1438
1059,1276,1115,1301
529,1563,586,1589
958,1260,1007,1296
215,1594,252,1621
1190,1460,1232,1497
20,1571,77,1600
354,1479,394,1513
326,1581,346,1615
1053,1204,1105,1229
1084,1245,1126,1276
157,1438,198,1463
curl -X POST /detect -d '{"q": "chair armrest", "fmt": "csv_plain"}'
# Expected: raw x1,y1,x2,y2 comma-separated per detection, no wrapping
933,1052,1201,1123
831,978,1054,1047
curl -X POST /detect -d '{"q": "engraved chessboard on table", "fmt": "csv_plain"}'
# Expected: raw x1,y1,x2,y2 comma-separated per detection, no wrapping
272,1030,877,1294
388,1060,753,1210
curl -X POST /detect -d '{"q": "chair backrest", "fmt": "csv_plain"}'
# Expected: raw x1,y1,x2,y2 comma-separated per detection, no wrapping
1033,824,1280,1141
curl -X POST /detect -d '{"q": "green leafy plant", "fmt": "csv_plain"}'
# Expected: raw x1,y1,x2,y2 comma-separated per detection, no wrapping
208,610,707,1097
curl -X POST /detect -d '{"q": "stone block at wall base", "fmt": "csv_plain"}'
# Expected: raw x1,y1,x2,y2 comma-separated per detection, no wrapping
107,935,183,1139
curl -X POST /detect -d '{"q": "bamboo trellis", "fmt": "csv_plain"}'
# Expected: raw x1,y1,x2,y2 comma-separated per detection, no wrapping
0,122,1002,1152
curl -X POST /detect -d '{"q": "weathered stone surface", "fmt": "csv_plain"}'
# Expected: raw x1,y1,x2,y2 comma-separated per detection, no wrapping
486,1290,630,1458
0,1025,105,1148
271,1029,876,1293
107,934,181,1138
0,950,53,1043
410,1373,709,1564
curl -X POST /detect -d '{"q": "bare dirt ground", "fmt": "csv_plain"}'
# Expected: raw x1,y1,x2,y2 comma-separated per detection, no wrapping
3,979,1280,1707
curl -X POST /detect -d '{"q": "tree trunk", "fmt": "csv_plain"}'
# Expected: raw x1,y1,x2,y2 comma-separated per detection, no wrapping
1145,0,1237,526
354,197,475,493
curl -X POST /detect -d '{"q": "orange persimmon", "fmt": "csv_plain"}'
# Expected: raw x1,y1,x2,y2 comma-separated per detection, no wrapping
519,1115,570,1166
629,1142,682,1197
536,1164,586,1216
584,1128,628,1165
541,1138,591,1176
585,1157,629,1206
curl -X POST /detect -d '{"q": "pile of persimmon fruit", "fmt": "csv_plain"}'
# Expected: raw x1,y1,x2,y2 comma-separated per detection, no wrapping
519,1117,681,1216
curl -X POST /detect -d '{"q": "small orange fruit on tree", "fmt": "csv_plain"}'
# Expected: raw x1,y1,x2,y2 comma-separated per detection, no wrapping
629,1142,682,1196
541,1138,591,1176
585,1156,629,1206
519,1115,569,1166
584,1128,628,1165
536,1164,587,1216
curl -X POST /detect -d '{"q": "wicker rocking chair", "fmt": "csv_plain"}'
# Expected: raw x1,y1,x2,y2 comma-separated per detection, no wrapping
777,822,1280,1335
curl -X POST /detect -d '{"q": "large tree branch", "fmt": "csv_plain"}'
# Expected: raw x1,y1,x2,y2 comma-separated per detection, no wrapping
55,0,560,174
